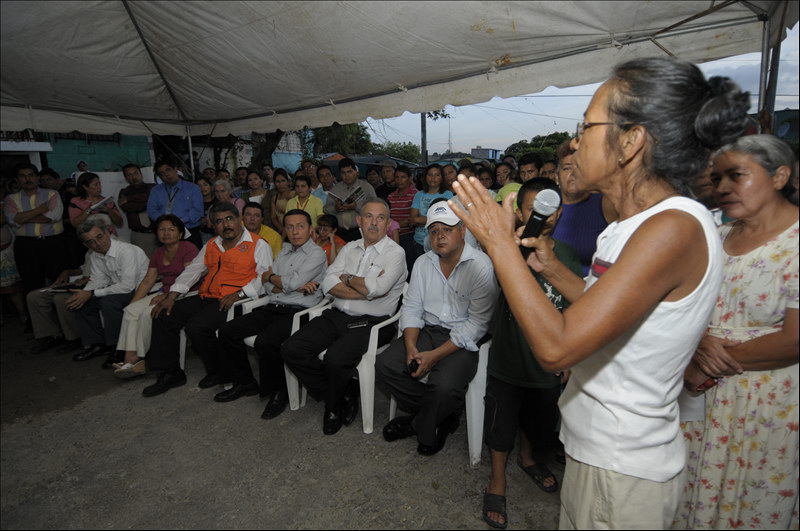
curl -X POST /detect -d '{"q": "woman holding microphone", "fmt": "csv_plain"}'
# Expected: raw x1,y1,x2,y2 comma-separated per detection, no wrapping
451,57,749,529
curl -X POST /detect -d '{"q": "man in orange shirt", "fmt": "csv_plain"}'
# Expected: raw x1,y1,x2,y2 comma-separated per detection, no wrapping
142,202,272,397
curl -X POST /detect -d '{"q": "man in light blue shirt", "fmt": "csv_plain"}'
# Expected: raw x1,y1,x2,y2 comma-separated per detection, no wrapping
216,209,327,416
376,202,498,456
147,159,204,248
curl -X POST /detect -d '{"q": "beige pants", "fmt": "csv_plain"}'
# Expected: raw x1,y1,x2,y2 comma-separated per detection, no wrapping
559,455,683,530
26,289,80,340
116,293,159,357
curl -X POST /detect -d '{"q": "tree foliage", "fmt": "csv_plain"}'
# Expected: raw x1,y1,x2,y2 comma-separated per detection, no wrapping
311,122,372,157
503,131,572,163
372,141,421,164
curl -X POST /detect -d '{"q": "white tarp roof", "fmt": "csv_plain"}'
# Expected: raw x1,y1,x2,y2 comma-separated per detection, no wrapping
1,1,797,137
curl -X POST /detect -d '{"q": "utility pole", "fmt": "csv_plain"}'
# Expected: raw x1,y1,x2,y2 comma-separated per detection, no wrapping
420,113,428,166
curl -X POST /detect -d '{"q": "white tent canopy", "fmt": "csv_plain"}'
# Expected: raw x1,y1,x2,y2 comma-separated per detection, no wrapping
1,1,797,137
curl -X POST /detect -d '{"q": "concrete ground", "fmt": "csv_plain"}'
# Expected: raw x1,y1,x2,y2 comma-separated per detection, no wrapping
1,314,561,529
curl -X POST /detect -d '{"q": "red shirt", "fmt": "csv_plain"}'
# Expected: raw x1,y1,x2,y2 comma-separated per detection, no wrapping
387,187,418,236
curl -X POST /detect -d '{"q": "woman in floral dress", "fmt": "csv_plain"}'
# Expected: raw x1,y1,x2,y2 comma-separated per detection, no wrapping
676,135,799,530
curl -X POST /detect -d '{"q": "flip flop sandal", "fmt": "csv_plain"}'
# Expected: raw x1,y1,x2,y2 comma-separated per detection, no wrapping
482,491,508,529
519,461,559,493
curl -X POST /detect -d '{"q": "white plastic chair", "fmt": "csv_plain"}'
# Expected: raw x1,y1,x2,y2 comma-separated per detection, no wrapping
389,337,492,467
239,295,333,410
282,282,408,434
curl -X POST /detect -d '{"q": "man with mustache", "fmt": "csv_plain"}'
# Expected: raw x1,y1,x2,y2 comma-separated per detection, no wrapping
142,202,272,397
282,200,407,435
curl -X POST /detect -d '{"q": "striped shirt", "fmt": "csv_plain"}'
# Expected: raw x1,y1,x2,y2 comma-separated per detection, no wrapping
3,188,64,237
387,186,418,236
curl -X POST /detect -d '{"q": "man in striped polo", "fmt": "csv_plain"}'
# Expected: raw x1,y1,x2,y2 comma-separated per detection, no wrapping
3,163,69,299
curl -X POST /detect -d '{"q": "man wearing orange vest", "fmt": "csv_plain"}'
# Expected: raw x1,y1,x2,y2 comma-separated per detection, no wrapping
142,202,272,397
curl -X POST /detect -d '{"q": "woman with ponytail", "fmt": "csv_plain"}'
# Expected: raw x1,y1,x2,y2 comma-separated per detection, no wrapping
451,57,750,529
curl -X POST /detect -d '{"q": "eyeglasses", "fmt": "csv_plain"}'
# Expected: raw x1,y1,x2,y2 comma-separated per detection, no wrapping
575,121,634,140
82,232,108,247
212,215,238,226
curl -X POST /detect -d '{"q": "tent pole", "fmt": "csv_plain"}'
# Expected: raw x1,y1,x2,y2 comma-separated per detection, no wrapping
420,113,428,166
187,126,195,179
757,16,770,115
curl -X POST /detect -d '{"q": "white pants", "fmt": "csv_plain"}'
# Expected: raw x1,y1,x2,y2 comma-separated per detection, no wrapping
116,293,159,357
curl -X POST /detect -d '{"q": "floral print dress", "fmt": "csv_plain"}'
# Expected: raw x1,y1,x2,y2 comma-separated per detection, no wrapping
674,220,799,530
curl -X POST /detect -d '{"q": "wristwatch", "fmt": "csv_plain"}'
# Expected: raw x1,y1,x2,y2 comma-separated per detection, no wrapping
346,274,355,286
237,290,246,299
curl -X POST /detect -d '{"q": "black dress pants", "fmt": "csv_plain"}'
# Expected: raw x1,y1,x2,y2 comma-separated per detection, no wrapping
147,296,228,375
217,304,306,395
281,308,395,410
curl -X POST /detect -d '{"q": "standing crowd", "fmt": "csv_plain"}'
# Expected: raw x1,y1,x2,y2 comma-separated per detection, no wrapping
1,56,797,530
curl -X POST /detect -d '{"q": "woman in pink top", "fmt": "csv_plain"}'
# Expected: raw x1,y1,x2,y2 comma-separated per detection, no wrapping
68,172,123,232
114,214,199,378
213,179,246,215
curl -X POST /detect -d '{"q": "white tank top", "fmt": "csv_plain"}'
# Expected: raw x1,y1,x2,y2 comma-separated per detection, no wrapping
559,196,723,482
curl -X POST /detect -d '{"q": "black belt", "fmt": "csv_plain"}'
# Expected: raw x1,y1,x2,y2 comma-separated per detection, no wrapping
16,233,62,240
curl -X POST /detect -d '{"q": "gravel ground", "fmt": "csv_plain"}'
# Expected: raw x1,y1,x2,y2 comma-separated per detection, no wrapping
1,316,561,529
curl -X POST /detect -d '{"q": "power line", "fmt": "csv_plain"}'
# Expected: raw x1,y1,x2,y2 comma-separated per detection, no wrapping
472,104,580,121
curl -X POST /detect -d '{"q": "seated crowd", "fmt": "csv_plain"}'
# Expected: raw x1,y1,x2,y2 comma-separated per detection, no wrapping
2,107,797,529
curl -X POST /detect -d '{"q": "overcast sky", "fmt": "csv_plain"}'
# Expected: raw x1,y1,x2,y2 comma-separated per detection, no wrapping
365,23,799,155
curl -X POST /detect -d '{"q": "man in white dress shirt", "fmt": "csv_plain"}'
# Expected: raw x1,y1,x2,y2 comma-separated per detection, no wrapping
376,202,498,455
282,200,407,435
68,217,149,368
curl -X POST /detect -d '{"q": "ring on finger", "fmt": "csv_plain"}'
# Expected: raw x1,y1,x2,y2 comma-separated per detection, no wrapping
466,202,474,208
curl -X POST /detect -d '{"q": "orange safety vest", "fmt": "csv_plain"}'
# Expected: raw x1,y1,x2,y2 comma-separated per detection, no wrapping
199,231,259,299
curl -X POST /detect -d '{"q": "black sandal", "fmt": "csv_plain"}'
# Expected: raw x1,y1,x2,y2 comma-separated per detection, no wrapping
519,461,559,493
482,491,508,529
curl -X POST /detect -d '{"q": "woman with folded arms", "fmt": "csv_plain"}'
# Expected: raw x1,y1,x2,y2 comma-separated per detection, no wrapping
113,215,198,378
451,57,749,529
674,135,798,530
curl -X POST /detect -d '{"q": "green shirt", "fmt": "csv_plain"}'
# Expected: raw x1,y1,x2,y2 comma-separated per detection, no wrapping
488,239,583,388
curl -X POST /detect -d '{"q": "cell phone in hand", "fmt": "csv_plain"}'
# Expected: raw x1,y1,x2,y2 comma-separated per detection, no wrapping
407,359,420,375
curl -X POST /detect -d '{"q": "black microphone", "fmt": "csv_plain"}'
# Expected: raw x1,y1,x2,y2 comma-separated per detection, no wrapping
519,188,561,258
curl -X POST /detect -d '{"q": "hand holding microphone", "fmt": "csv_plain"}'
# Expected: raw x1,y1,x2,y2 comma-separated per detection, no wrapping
518,188,561,259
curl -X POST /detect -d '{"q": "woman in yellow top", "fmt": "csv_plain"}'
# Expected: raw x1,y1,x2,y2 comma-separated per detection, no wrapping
285,175,324,227
270,169,295,234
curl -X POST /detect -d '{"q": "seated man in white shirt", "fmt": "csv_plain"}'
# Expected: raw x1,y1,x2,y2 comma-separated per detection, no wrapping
376,202,498,455
67,217,149,368
281,200,407,435
216,209,327,414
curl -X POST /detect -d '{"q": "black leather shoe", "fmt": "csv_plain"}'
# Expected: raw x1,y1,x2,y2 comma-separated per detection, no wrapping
142,370,187,397
261,390,288,419
383,415,417,442
56,338,82,354
35,336,64,354
341,381,360,426
101,350,123,370
323,409,343,435
213,381,259,403
72,344,106,362
197,373,221,389
417,412,460,456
